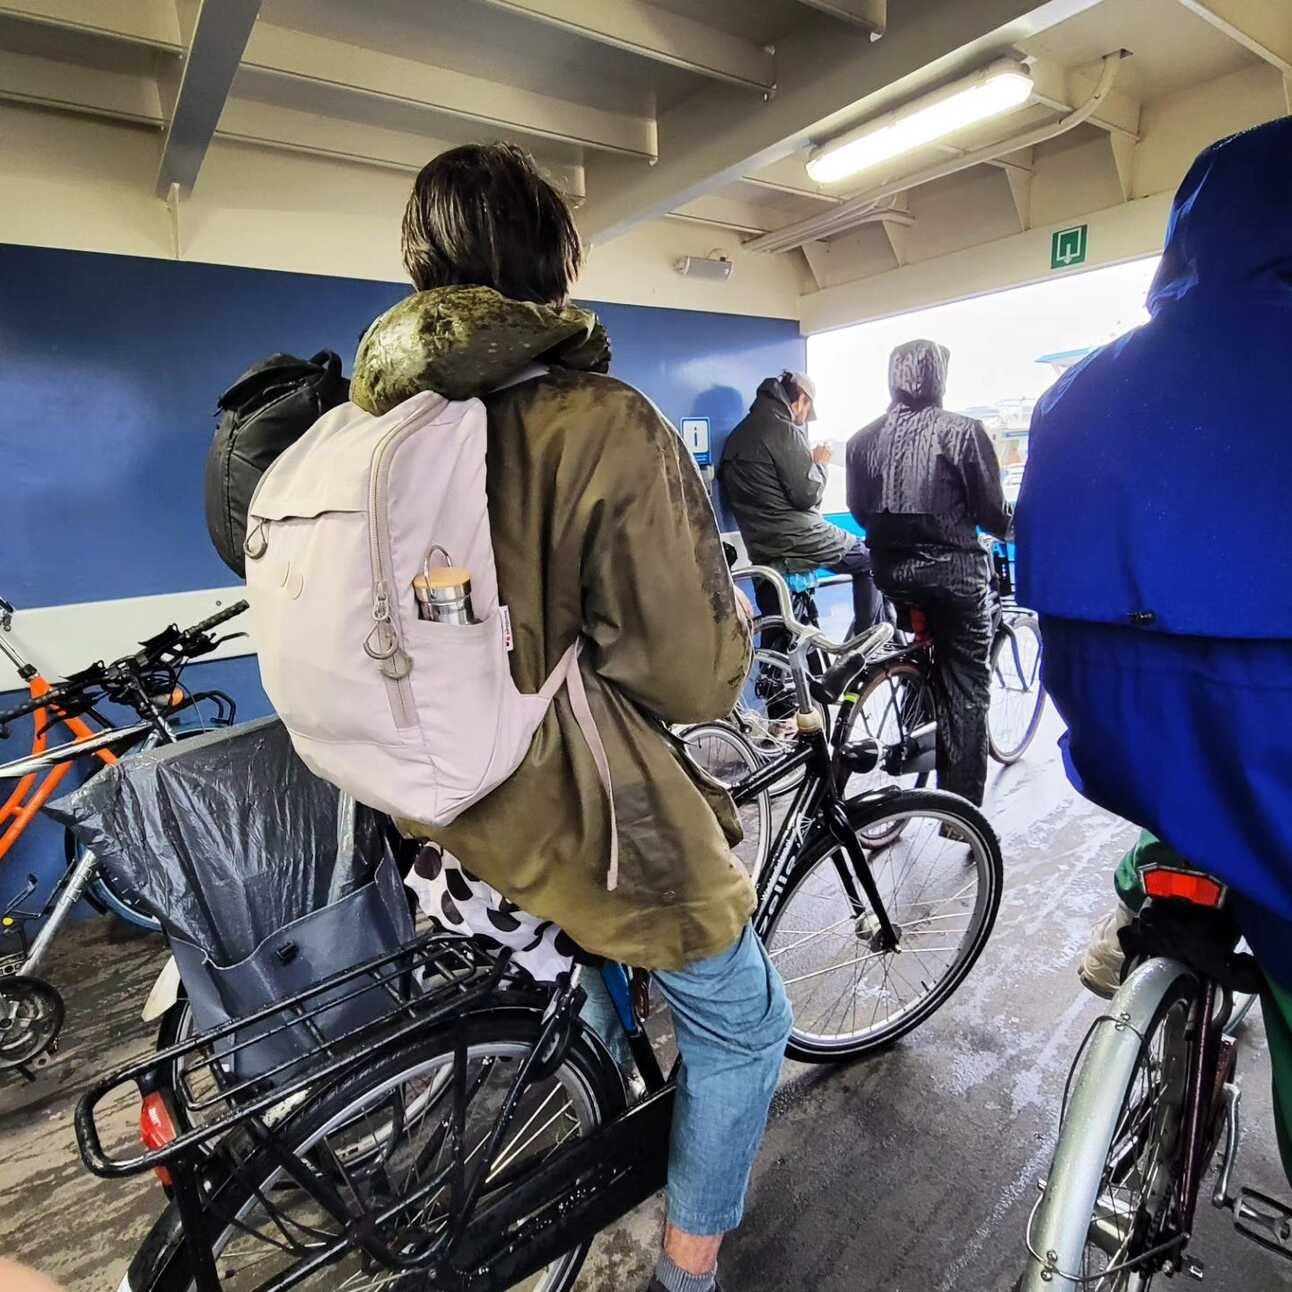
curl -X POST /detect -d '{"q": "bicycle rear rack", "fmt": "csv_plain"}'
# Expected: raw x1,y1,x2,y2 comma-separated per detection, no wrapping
74,931,523,1178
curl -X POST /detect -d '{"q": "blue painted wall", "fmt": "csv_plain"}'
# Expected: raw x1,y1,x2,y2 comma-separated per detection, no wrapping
0,243,803,909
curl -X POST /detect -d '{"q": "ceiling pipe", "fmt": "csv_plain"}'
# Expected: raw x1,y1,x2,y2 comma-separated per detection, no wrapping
745,49,1127,255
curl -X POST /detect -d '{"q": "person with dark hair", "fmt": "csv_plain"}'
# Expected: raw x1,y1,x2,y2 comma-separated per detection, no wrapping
719,369,883,642
354,142,791,1292
846,341,1011,808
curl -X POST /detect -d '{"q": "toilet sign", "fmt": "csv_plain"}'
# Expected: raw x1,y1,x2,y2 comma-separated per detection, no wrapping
1051,224,1088,270
681,416,711,466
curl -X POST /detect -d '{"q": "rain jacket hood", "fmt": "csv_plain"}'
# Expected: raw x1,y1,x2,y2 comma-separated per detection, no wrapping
847,340,1009,566
1017,116,1292,638
1146,116,1292,312
888,339,950,410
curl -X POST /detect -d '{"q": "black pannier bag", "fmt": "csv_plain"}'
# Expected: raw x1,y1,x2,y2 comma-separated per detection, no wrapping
205,351,349,577
47,718,415,1078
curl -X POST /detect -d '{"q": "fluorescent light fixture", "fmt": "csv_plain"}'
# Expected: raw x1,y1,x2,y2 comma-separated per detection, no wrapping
806,59,1034,185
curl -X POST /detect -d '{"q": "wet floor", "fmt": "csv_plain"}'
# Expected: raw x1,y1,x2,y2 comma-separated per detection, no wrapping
2,710,1289,1291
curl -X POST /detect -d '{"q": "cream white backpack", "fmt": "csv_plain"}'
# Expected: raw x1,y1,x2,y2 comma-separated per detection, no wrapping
243,374,619,886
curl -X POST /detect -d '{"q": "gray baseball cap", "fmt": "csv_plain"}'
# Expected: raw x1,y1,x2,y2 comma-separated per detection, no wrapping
784,370,818,420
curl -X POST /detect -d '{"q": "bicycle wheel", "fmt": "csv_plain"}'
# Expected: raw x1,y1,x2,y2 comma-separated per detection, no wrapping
681,722,770,880
988,614,1046,764
137,1011,625,1292
758,789,1002,1062
1018,960,1196,1291
834,660,932,846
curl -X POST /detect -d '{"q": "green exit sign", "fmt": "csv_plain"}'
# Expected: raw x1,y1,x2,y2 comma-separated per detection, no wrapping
1051,224,1088,270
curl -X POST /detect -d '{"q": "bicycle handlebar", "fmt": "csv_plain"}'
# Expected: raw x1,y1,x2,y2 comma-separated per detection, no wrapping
742,566,893,660
0,600,249,730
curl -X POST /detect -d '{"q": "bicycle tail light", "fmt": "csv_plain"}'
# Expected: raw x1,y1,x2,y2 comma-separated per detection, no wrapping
1142,866,1226,908
139,1089,178,1187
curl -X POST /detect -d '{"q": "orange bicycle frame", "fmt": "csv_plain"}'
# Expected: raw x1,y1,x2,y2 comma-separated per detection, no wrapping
0,675,118,865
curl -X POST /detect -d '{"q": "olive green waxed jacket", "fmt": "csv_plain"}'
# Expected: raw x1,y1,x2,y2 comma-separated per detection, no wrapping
353,287,755,970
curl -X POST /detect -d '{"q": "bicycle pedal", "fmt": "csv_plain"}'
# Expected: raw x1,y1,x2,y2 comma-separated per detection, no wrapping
1234,1187,1292,1259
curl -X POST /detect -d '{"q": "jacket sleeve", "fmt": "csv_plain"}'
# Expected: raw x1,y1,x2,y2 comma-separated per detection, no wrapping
582,392,752,724
768,427,827,512
846,430,869,526
962,421,1013,539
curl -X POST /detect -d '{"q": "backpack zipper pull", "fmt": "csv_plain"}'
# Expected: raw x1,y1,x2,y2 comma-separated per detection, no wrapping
364,584,413,679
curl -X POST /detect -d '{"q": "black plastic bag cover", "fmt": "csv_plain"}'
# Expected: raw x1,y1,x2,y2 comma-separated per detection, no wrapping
47,717,394,966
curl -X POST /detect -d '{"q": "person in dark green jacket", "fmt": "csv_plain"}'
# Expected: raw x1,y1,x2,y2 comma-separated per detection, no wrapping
719,371,881,634
357,141,790,1292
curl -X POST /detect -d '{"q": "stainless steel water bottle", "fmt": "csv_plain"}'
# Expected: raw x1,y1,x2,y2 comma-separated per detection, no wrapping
413,568,475,625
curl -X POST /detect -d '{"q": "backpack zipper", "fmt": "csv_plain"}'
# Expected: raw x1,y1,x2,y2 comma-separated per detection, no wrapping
365,417,422,729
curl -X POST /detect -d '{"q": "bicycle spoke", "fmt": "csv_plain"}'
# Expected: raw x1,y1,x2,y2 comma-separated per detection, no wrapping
766,801,995,1054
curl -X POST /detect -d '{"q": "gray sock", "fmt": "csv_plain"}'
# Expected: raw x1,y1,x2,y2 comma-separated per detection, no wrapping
652,1252,716,1292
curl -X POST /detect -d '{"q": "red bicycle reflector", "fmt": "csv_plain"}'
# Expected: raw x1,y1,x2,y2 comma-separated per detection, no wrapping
140,1090,177,1187
1142,868,1226,908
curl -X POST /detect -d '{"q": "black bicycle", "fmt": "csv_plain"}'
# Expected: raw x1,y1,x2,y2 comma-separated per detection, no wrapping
831,546,1046,812
78,569,1003,1291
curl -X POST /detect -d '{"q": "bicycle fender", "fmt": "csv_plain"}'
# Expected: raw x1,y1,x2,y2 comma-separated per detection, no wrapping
141,956,181,1023
1021,956,1196,1291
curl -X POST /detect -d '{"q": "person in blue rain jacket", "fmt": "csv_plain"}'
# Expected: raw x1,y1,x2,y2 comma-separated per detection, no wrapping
1016,115,1292,1172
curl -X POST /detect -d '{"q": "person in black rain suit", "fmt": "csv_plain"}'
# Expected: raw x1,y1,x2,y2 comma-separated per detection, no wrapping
846,339,1011,807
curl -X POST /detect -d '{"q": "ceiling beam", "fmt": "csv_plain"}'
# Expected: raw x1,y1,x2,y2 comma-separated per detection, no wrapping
793,0,887,35
739,175,843,206
577,0,1106,244
472,0,775,92
0,0,181,48
743,156,845,204
1174,0,1292,73
242,24,657,160
878,193,912,265
0,0,657,159
667,211,770,238
155,0,261,197
0,45,164,123
0,47,587,201
1002,144,1034,228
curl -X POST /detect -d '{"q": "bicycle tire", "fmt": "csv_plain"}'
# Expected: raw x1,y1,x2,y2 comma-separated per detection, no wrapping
1018,958,1197,1291
680,722,770,881
758,789,1002,1063
131,1010,626,1292
988,615,1046,765
834,659,932,846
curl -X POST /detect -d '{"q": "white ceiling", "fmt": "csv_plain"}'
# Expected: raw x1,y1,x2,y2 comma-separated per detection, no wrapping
1022,0,1259,101
0,0,1281,259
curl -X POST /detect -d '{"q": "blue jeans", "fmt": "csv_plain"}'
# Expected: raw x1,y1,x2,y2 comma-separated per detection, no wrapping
581,925,792,1235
